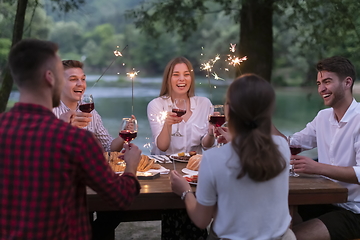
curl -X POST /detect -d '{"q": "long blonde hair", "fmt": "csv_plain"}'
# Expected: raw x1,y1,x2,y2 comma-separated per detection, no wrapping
159,57,195,98
227,74,286,182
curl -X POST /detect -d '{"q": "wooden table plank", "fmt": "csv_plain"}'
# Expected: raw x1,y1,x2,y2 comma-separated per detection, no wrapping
87,162,348,214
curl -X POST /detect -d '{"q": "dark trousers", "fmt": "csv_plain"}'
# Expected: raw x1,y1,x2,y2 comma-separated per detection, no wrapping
89,211,122,240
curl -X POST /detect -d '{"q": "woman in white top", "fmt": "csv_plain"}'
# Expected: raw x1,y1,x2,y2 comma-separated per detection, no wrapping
147,56,215,155
170,74,295,240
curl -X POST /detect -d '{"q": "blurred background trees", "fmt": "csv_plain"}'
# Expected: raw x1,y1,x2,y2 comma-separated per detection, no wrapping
1,0,360,111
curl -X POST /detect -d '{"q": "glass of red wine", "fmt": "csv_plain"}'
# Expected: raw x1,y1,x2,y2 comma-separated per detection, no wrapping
288,135,301,177
79,94,94,113
119,118,138,144
171,99,187,137
209,105,225,147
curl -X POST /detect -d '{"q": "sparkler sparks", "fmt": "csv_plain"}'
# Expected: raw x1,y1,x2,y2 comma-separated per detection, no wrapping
211,72,224,81
227,55,248,67
127,68,140,115
126,69,140,79
230,43,236,53
113,50,122,57
149,111,168,125
200,54,220,73
91,45,128,89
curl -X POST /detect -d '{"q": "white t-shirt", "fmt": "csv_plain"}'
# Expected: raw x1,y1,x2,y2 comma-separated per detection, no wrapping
147,96,213,155
291,99,360,213
196,136,291,239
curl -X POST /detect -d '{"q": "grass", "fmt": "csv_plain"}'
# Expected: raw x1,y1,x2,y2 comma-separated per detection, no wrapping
115,221,161,240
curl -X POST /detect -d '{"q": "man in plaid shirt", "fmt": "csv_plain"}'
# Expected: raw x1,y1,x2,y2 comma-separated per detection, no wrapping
0,39,141,239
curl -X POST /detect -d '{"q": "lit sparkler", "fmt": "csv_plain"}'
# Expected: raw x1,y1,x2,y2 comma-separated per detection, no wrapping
149,111,168,125
200,52,221,100
91,45,128,89
227,55,248,67
127,68,140,115
230,43,236,53
212,72,224,81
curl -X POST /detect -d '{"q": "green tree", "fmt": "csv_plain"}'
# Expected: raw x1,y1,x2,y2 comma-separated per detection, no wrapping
0,0,86,113
127,0,274,81
127,0,360,84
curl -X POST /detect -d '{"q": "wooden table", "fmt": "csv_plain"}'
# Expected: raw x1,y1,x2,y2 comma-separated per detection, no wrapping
87,162,348,222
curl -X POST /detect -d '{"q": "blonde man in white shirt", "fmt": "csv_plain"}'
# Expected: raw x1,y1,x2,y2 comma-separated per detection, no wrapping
53,60,125,152
276,56,360,240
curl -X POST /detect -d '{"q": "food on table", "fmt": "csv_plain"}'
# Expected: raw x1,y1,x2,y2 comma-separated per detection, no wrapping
107,153,161,172
137,155,155,172
151,163,162,169
108,152,125,172
184,175,198,183
186,154,202,171
189,151,197,156
172,152,197,161
172,155,191,161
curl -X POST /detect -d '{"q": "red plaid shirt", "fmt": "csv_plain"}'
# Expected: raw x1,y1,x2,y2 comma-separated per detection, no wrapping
0,103,140,239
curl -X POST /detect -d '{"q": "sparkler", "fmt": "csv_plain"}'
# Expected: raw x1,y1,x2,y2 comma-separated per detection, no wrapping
212,72,224,81
200,51,221,99
127,68,140,115
91,45,128,89
230,43,236,53
225,43,247,74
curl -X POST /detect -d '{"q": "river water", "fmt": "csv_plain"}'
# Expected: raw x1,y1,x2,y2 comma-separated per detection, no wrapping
10,76,360,159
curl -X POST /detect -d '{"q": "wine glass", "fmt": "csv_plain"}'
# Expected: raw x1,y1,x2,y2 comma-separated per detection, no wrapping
171,99,187,137
209,105,225,147
288,135,301,177
119,118,138,144
79,94,94,113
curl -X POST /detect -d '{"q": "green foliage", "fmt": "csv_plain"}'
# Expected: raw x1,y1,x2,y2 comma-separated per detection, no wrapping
273,0,360,85
0,38,11,70
3,0,360,87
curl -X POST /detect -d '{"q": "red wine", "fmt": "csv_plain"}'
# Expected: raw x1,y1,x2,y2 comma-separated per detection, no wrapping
290,147,301,155
119,130,137,142
209,115,226,127
172,108,186,117
79,103,94,113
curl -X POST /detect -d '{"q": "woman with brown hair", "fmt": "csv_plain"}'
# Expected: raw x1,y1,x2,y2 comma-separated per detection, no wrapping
147,56,215,155
171,74,295,239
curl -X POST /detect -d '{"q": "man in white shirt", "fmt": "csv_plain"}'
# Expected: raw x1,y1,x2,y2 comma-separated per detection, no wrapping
53,60,125,152
283,56,360,240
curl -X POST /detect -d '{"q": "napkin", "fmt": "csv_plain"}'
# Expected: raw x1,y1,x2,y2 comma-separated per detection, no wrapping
117,166,170,175
149,155,172,164
146,166,170,175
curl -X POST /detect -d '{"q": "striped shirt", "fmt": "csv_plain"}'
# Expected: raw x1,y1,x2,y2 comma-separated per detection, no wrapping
53,101,113,152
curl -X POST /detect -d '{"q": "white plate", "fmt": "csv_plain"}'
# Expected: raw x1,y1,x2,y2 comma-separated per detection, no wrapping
116,166,170,175
183,174,198,185
170,153,191,162
182,168,198,175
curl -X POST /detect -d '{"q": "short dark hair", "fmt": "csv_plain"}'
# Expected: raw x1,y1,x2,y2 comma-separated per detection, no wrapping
8,39,58,88
62,60,83,70
316,56,356,89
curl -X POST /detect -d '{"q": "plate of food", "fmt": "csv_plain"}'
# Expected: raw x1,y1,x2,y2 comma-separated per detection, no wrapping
181,154,202,175
183,174,198,185
182,168,198,176
169,151,197,162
